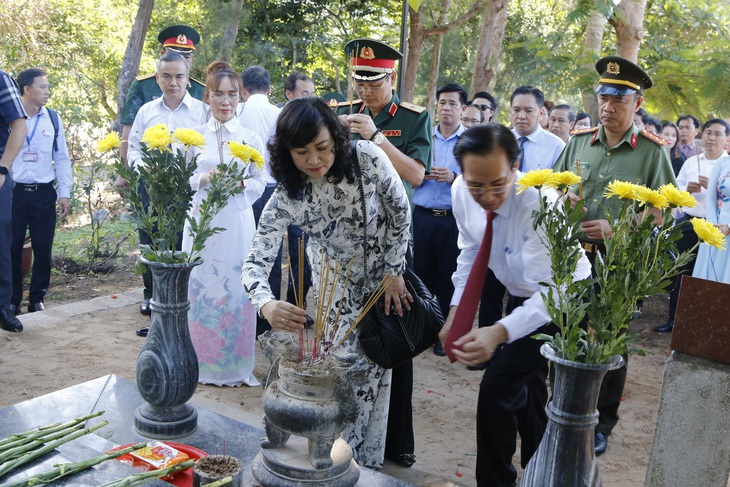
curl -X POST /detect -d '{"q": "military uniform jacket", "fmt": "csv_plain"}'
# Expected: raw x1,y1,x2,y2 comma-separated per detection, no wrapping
554,124,677,242
337,91,432,201
120,74,205,125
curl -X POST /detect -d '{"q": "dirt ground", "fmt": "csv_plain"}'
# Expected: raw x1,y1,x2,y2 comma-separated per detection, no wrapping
0,266,674,486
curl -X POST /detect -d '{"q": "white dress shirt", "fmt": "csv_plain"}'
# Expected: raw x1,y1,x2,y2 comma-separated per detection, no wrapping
12,106,73,198
237,93,281,183
676,151,727,218
127,92,207,168
450,173,591,343
512,126,565,172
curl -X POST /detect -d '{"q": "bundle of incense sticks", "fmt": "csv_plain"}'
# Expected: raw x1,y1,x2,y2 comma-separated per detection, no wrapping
574,159,584,200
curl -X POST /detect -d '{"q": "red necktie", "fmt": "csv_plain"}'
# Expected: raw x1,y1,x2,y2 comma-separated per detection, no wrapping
445,210,496,363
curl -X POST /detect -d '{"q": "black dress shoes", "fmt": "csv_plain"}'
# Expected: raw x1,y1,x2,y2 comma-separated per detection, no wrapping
594,430,608,456
0,307,23,332
28,302,46,313
388,453,416,468
433,341,446,356
653,321,674,333
139,299,151,316
136,327,149,337
467,361,489,371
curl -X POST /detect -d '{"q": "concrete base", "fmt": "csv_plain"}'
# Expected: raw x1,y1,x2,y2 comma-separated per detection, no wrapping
645,352,730,487
252,437,359,486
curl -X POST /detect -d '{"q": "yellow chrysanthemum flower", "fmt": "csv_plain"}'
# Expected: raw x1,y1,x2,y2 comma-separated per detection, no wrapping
227,141,264,168
659,184,697,209
173,128,205,149
96,132,121,153
604,180,638,201
691,218,726,250
141,124,172,150
633,186,668,209
548,171,582,191
516,169,555,194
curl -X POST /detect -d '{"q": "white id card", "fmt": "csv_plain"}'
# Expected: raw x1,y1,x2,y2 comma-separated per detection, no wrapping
22,152,38,162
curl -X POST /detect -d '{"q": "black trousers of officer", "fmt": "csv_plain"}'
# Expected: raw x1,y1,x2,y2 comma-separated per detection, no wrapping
0,176,15,307
667,217,699,323
476,296,555,487
10,182,56,306
387,207,460,462
584,247,627,436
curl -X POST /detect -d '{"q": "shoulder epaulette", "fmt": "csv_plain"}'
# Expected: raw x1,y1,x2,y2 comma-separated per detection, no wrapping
640,129,666,146
135,73,156,82
570,127,599,136
190,77,205,87
399,101,426,114
337,100,363,107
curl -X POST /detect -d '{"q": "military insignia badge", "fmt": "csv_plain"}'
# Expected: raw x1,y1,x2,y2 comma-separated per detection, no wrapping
361,46,375,60
176,34,188,45
606,62,620,75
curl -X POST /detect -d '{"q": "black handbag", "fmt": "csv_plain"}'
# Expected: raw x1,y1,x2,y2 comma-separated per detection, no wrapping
358,267,445,369
352,150,445,368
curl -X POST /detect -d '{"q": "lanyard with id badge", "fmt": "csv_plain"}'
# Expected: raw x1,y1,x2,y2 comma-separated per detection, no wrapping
22,115,41,162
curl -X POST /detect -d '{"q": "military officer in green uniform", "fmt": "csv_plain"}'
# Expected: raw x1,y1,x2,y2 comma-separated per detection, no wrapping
337,39,431,202
118,25,205,164
554,55,677,456
337,38,431,470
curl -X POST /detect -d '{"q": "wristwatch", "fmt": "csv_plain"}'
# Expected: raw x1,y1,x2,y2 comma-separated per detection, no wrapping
0,166,8,175
370,129,385,146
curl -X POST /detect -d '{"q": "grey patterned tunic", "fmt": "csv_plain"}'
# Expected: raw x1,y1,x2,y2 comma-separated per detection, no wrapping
242,140,411,467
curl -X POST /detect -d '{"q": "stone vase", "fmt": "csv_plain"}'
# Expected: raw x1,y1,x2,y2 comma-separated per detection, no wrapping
134,256,201,439
521,344,624,487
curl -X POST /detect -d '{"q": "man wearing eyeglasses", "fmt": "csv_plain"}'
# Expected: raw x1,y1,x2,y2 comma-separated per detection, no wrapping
336,38,432,470
553,55,675,456
461,105,485,129
470,91,497,121
126,50,207,337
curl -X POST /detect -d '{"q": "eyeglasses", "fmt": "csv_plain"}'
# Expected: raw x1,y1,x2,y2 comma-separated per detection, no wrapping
461,117,481,125
354,81,387,93
703,131,727,139
210,93,239,101
473,104,494,112
462,179,513,195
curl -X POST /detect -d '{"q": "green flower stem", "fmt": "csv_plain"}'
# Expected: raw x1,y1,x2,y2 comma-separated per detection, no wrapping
0,442,146,487
96,459,195,487
0,412,104,454
202,477,234,487
0,421,109,479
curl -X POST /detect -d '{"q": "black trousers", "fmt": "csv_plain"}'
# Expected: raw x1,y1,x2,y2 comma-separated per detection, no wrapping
475,296,555,487
667,220,699,323
479,268,506,327
10,182,56,305
584,248,628,435
0,176,14,307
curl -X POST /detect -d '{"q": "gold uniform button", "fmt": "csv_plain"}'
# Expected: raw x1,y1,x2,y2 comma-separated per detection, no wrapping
599,174,604,179
593,199,598,203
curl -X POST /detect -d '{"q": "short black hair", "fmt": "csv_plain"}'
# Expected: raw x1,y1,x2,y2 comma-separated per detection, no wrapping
635,108,651,124
550,104,576,122
677,114,701,130
510,86,544,109
17,68,46,95
645,117,662,133
268,98,356,199
703,118,730,136
454,123,520,171
241,65,271,94
285,72,312,95
436,83,467,106
470,91,496,110
575,112,592,126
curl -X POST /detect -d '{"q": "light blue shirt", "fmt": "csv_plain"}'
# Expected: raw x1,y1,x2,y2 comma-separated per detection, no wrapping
512,126,565,172
413,123,465,209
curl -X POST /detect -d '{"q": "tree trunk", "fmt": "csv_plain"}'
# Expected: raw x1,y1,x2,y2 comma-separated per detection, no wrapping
320,42,342,94
218,0,245,63
116,0,154,126
425,0,451,121
470,0,510,94
402,7,424,103
610,0,648,63
580,9,607,122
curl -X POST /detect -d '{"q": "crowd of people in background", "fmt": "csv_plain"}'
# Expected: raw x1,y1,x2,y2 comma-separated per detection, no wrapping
3,22,730,487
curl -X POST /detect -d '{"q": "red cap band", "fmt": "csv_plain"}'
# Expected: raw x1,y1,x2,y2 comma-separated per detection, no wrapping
351,57,395,70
